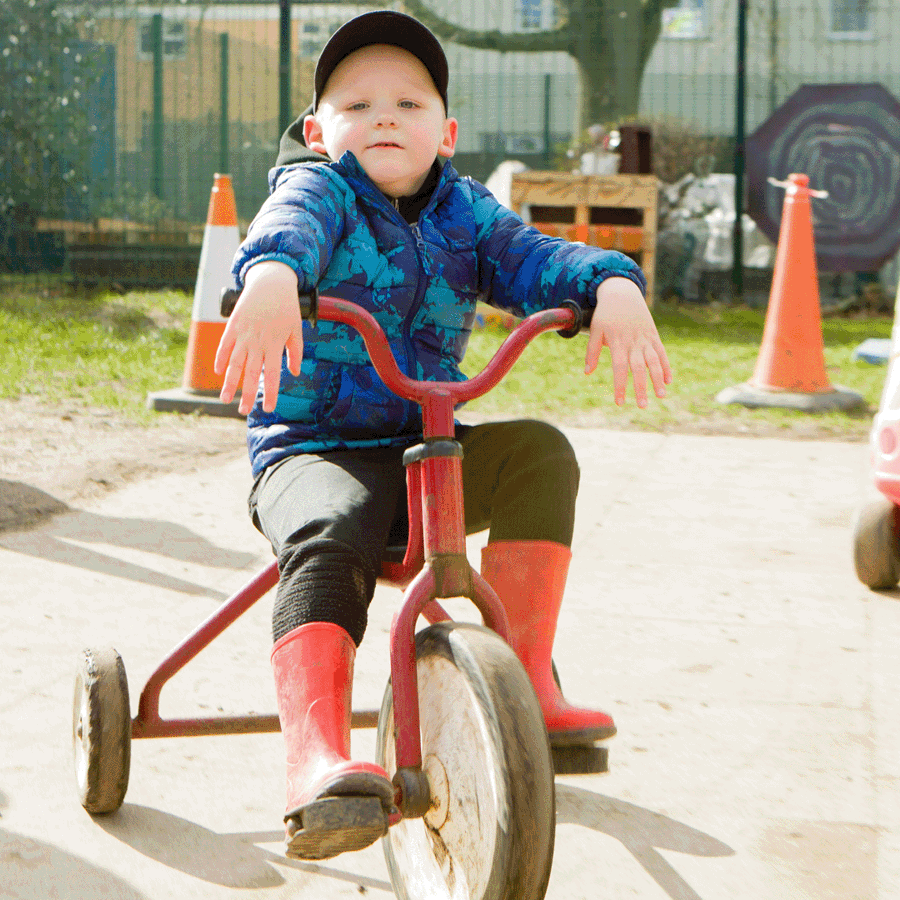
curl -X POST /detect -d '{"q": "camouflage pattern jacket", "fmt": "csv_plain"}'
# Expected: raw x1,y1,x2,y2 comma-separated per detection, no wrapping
232,152,646,478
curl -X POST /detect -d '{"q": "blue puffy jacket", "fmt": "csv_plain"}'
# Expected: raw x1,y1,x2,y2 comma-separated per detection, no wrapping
232,152,646,478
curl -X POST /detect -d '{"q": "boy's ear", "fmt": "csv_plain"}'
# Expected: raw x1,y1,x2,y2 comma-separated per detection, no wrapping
438,117,458,159
303,115,328,155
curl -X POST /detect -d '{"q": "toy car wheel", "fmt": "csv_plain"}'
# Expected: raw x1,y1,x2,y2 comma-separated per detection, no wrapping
853,496,900,589
73,647,131,814
377,622,555,900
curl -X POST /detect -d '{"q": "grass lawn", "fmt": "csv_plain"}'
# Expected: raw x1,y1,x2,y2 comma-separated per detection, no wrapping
0,274,891,439
461,302,891,440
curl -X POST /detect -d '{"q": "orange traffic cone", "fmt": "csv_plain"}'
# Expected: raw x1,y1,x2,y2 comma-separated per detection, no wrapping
717,173,863,411
148,174,243,417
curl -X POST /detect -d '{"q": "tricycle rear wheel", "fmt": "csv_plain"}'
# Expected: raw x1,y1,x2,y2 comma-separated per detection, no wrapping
377,621,555,900
73,647,131,814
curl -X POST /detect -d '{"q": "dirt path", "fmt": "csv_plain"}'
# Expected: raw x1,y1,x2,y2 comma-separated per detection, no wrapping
0,397,247,531
0,395,872,534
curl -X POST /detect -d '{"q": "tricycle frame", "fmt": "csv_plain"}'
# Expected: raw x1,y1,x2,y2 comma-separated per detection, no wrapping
130,297,581,812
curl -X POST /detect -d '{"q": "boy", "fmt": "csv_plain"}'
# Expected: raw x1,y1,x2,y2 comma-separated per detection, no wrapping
216,10,671,861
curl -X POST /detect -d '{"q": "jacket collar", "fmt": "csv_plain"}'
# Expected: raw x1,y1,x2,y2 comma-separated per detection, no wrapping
334,152,457,221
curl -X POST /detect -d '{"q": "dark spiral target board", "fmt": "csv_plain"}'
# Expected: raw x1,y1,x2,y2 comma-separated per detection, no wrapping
746,83,900,272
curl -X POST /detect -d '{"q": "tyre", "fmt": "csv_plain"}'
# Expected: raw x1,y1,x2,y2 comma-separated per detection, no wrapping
73,647,131,814
853,496,900,589
377,622,555,900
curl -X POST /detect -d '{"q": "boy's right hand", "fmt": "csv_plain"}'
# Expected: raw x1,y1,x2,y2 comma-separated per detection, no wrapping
214,260,304,415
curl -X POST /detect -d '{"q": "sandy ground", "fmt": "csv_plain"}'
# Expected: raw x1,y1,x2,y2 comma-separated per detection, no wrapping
0,393,874,537
0,398,248,532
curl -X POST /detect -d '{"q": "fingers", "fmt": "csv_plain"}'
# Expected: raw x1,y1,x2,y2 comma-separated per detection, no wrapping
214,281,304,414
260,364,279,413
584,322,605,376
605,339,630,407
589,333,672,407
240,350,265,415
216,324,256,410
214,324,234,378
645,338,673,398
629,345,649,408
285,330,304,377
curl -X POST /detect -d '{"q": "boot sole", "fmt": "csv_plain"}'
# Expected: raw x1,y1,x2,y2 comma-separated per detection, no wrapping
286,796,388,860
549,725,616,746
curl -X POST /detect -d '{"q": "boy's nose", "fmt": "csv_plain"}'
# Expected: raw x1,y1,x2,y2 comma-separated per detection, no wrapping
374,110,398,127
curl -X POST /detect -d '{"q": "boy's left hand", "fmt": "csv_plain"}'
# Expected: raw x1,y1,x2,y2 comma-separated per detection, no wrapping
584,277,673,408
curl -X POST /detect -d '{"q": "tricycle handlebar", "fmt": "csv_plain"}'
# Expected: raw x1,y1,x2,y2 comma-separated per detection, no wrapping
219,287,586,407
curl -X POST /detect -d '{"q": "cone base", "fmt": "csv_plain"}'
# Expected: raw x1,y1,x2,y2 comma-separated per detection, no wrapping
716,382,865,412
146,387,245,419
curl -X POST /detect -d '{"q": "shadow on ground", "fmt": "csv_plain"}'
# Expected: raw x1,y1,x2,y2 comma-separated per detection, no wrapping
95,804,393,893
1,481,258,598
0,827,152,900
557,784,735,900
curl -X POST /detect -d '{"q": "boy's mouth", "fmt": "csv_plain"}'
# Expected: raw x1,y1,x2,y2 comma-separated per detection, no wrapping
369,141,402,149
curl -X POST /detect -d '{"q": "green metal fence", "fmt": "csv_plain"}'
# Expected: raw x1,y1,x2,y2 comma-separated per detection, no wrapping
5,0,900,266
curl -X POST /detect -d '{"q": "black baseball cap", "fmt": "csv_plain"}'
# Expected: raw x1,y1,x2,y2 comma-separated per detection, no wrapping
313,11,449,112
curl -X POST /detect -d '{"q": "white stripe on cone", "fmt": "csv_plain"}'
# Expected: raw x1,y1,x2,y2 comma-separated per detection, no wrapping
183,175,241,392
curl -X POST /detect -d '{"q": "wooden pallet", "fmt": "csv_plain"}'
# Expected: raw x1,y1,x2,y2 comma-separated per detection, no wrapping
509,172,659,305
34,218,210,288
36,217,207,246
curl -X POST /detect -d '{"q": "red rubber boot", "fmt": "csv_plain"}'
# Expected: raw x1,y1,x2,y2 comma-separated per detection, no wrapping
271,622,395,859
480,540,616,746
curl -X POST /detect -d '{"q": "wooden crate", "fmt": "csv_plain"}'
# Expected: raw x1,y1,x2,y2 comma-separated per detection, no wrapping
509,172,659,305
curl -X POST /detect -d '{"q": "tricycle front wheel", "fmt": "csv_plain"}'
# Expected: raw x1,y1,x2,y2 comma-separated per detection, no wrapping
377,621,555,900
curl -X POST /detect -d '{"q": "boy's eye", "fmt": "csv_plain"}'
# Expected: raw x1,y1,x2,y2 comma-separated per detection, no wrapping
348,102,368,111
398,100,418,109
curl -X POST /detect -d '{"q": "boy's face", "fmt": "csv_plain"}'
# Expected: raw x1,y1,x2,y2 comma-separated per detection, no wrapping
304,44,457,198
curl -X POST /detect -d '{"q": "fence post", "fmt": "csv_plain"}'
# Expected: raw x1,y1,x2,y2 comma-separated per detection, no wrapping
151,12,164,201
732,0,748,301
219,32,229,174
543,73,552,169
279,0,292,139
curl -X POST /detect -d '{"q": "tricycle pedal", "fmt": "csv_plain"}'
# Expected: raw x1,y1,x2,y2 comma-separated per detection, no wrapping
286,796,388,860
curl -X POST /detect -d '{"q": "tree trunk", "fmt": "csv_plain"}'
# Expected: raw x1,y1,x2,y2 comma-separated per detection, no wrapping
569,0,656,132
402,0,673,135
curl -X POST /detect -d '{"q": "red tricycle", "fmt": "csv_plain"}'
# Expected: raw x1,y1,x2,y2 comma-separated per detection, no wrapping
73,295,605,900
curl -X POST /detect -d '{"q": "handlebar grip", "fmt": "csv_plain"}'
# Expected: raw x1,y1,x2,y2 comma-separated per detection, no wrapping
555,300,582,338
555,299,592,338
219,286,319,326
220,288,240,317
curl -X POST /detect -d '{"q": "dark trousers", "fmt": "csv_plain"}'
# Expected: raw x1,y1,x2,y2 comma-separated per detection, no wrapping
249,419,579,646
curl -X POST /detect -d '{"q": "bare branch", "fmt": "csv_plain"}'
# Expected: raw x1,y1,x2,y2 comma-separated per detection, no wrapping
401,0,571,53
644,0,683,22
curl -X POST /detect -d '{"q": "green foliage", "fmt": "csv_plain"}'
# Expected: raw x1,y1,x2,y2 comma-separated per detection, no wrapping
94,185,176,226
643,117,729,184
0,0,100,216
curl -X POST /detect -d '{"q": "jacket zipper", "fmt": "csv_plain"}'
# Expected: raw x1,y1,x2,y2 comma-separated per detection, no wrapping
399,220,430,433
358,162,448,434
